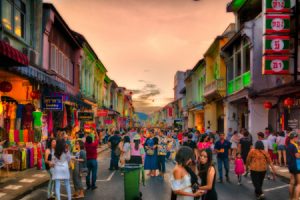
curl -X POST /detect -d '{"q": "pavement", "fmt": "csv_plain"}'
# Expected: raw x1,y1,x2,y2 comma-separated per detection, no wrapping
20,149,290,200
0,144,108,200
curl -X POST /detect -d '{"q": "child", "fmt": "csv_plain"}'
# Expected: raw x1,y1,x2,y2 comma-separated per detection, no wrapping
235,152,245,185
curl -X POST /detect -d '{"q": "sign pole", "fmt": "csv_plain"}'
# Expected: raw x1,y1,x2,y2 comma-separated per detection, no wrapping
294,0,299,82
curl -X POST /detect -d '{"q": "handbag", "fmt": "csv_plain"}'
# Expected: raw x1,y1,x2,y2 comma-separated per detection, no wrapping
146,149,154,156
80,167,89,177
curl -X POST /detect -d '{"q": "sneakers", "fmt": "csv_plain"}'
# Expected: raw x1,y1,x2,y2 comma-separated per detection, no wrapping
237,181,241,186
218,179,223,183
256,193,265,200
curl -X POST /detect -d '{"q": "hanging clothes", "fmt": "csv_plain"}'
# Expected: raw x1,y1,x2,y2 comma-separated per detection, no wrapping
47,111,53,134
63,105,67,128
22,104,35,130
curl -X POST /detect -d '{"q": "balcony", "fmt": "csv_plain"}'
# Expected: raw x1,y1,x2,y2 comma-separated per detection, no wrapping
204,79,226,99
227,71,251,95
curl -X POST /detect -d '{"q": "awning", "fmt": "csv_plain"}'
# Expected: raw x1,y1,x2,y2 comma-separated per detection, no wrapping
10,65,66,91
0,40,29,66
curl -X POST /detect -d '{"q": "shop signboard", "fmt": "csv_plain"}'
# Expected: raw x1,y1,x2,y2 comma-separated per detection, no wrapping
263,55,290,74
104,119,113,125
97,109,108,117
78,112,94,121
264,14,290,34
264,0,291,13
263,35,290,54
42,96,63,110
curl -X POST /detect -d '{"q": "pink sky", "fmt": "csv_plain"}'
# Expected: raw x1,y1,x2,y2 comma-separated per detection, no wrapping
44,0,234,114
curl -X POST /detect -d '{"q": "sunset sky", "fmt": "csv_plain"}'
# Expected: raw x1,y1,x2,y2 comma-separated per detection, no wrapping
44,0,234,114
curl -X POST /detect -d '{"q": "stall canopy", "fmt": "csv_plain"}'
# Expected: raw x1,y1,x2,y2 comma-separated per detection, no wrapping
0,40,29,67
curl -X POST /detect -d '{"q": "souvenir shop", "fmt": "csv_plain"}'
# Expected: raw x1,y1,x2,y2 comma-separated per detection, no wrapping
0,69,44,171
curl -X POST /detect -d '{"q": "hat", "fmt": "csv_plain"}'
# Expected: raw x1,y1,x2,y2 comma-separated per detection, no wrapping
133,134,141,140
289,131,298,139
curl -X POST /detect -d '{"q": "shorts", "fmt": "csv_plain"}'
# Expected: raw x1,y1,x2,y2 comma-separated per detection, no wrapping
277,145,286,151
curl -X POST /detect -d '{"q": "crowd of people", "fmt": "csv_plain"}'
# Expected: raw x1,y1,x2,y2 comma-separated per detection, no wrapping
39,125,300,200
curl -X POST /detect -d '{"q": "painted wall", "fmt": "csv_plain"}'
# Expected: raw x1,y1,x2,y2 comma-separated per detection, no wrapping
204,102,217,131
174,71,185,101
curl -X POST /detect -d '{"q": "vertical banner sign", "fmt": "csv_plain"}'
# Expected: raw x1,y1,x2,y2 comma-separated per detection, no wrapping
262,0,292,75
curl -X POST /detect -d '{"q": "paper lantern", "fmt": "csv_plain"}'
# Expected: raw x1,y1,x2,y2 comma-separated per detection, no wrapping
284,97,294,108
264,101,272,110
0,81,12,92
30,90,40,99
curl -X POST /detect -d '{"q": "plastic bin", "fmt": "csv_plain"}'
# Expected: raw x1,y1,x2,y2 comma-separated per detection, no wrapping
124,164,143,200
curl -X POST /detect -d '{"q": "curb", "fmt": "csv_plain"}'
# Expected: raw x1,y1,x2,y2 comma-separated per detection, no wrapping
11,146,109,200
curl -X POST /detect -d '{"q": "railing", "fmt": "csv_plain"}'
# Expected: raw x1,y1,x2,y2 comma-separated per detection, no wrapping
227,71,251,95
204,79,225,97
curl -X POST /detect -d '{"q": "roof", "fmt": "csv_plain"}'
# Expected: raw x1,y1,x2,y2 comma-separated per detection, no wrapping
43,3,81,48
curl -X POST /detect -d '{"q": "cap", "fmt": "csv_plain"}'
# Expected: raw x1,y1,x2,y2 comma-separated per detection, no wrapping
289,131,298,139
133,134,141,140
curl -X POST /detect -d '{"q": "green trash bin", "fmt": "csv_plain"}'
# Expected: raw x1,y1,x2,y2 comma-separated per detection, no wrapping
124,164,144,200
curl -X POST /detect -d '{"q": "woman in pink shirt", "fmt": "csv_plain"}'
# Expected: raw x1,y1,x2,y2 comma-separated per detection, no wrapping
197,135,212,150
128,135,145,165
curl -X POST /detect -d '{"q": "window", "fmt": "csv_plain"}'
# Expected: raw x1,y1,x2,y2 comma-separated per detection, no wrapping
50,44,57,72
69,61,73,83
244,44,251,72
235,48,242,76
64,56,67,78
2,0,12,31
1,0,26,38
227,56,234,81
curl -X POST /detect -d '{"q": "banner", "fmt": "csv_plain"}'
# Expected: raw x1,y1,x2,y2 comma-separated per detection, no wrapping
97,109,108,117
78,112,94,121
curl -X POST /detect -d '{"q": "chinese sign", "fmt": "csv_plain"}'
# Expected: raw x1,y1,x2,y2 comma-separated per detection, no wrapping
78,112,94,121
263,56,289,74
42,96,63,110
264,35,290,54
97,109,108,117
265,0,291,13
262,0,291,75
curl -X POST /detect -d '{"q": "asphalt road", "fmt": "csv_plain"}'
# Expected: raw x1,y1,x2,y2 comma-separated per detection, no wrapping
21,149,289,200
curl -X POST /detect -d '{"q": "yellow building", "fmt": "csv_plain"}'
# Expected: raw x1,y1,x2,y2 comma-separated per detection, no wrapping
203,25,235,133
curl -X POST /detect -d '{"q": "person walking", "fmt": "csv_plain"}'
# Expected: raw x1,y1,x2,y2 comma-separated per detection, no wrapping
51,139,71,200
238,131,252,177
230,131,241,159
246,141,276,200
85,133,99,190
157,130,168,179
45,138,56,200
128,134,145,165
72,140,87,199
120,135,131,174
144,131,158,176
234,152,245,185
198,149,218,200
170,146,204,200
214,133,231,183
276,131,287,167
287,132,300,200
108,130,121,171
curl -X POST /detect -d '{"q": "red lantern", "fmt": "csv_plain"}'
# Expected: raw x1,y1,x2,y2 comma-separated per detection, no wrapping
264,101,272,110
30,90,40,99
284,97,294,108
0,81,12,93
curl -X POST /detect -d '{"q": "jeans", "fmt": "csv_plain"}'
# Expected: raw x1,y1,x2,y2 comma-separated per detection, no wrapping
55,179,71,200
73,164,83,190
157,155,166,173
250,170,266,196
109,150,119,170
47,170,55,198
217,157,229,180
86,159,98,188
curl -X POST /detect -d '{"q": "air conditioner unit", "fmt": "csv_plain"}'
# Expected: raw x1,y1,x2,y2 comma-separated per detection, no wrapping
22,48,39,66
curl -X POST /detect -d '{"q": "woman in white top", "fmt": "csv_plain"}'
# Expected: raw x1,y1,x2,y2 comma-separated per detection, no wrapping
276,131,287,166
230,131,241,159
170,146,204,200
51,139,71,200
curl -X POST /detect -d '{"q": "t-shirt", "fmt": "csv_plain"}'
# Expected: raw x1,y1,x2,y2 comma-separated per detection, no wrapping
109,135,121,150
157,136,168,156
214,140,231,159
239,137,252,159
276,136,286,146
287,143,299,173
267,135,277,150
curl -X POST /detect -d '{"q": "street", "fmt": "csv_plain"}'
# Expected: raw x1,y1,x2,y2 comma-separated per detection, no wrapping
21,149,289,200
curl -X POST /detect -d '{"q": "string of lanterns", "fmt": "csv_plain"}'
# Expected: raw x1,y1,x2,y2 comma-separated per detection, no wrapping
264,97,295,110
